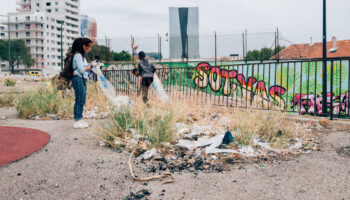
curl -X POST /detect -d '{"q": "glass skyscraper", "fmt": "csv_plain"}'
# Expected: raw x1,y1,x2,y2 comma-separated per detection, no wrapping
169,7,200,59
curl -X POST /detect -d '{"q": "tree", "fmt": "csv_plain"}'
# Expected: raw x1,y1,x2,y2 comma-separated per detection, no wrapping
113,50,131,61
86,44,131,62
246,46,285,61
0,39,35,73
86,44,111,62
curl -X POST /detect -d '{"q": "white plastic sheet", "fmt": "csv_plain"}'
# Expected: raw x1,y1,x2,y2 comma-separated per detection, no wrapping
151,74,170,103
92,65,134,108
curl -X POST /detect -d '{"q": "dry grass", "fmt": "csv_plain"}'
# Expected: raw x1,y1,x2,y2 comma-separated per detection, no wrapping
0,93,15,107
15,80,110,119
94,94,306,150
94,97,178,149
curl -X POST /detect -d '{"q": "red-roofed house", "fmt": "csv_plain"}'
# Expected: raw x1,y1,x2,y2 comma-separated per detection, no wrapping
273,37,350,60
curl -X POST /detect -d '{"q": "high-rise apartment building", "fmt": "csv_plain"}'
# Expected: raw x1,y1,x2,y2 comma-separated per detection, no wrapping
169,7,199,59
0,25,6,39
2,0,80,69
81,15,97,43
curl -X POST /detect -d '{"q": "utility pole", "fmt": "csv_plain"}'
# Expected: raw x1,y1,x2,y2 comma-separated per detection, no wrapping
322,0,327,114
1,15,11,73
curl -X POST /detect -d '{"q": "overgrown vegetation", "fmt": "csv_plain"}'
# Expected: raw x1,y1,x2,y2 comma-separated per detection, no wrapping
94,95,304,151
16,87,63,118
96,99,177,149
15,81,109,119
230,109,295,147
4,79,16,87
0,93,15,107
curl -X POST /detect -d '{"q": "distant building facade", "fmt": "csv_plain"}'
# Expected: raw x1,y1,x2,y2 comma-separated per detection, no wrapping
80,15,97,43
169,7,199,59
1,0,80,69
275,37,350,60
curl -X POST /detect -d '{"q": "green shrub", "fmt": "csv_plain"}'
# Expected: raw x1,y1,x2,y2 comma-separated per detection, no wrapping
4,79,16,87
97,105,176,149
16,87,63,118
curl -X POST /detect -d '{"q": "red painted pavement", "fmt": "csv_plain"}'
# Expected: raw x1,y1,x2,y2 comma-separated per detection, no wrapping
0,126,50,167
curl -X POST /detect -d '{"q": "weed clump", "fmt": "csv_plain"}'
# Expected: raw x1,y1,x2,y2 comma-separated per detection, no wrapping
95,100,177,149
4,79,16,87
16,87,63,118
0,93,15,107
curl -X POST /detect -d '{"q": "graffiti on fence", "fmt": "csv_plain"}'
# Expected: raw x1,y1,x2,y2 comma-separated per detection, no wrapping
291,92,350,115
192,62,287,108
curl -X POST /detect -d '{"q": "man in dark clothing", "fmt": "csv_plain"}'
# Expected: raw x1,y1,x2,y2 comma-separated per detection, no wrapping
137,51,156,103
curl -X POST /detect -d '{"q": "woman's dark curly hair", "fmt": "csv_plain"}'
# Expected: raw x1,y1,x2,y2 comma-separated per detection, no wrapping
69,38,92,57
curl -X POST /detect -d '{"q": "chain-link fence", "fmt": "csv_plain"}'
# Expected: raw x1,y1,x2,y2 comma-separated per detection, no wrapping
95,30,279,63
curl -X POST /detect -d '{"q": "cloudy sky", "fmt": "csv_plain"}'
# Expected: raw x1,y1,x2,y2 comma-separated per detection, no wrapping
0,0,348,44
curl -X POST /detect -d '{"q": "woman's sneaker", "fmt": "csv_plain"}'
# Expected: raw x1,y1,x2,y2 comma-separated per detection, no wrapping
74,120,89,129
81,120,89,127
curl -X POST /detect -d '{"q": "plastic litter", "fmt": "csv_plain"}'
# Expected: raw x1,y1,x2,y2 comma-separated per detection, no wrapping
151,74,170,103
177,134,239,154
222,131,234,145
92,65,134,108
138,148,158,160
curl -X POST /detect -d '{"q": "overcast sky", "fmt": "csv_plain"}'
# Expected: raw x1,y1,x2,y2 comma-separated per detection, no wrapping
0,0,348,44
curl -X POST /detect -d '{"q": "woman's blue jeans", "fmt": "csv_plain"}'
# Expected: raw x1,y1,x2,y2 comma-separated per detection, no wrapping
72,75,86,121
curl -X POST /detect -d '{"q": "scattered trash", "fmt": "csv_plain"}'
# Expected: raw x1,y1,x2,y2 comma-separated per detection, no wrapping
99,142,107,147
123,189,151,200
238,146,257,157
138,149,158,160
177,127,191,136
177,134,239,154
129,148,174,184
336,146,350,157
259,164,265,167
288,139,302,151
222,131,234,145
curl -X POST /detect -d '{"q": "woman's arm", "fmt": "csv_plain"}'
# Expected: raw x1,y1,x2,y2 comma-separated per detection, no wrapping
74,54,90,73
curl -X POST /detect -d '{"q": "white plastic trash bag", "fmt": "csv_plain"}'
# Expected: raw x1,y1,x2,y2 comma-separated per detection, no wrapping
92,65,134,108
151,74,170,103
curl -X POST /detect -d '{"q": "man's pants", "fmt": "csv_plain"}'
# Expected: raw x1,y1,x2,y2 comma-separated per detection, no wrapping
141,77,153,103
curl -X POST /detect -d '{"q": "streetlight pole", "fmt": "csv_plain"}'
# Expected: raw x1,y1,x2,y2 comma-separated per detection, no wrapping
58,20,64,71
0,15,11,73
322,0,327,114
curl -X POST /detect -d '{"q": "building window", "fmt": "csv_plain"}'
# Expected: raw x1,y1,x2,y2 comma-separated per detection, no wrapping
25,16,30,21
36,3,40,7
26,32,30,37
46,9,51,13
46,2,51,6
25,24,30,29
16,32,18,37
26,39,31,45
55,8,58,12
55,2,58,5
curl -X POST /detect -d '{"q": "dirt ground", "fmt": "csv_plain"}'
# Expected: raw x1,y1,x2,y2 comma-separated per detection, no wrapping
0,107,349,200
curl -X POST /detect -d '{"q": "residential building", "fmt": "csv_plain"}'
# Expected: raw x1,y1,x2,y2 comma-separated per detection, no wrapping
275,37,350,60
0,25,6,39
169,7,200,59
2,0,80,69
80,15,97,43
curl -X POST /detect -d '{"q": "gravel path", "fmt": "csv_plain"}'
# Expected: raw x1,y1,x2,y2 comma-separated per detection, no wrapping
0,109,349,200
